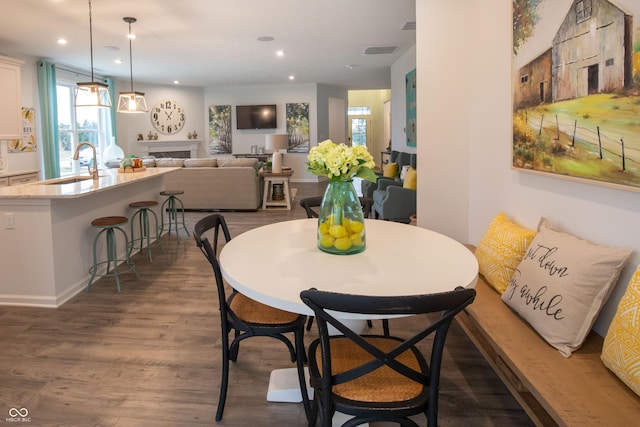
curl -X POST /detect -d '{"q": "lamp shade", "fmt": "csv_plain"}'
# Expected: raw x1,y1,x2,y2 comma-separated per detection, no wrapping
265,134,288,153
75,82,112,108
117,92,148,113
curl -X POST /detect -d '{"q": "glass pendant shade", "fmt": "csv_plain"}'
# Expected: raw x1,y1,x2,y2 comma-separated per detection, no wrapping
117,92,148,113
117,17,147,113
75,82,112,108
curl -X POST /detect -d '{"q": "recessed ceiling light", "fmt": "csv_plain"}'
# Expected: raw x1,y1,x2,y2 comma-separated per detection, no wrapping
276,50,285,57
114,59,123,64
173,80,180,85
257,36,274,42
57,38,67,45
289,75,295,80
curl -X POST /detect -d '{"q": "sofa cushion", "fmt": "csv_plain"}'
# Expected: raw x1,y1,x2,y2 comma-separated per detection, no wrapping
403,167,417,190
475,212,536,294
602,263,640,397
155,158,185,167
383,162,398,178
142,158,156,167
502,217,632,357
184,158,217,168
219,158,258,168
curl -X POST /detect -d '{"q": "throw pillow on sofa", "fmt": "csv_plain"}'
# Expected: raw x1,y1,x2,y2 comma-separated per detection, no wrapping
474,212,536,294
383,162,398,178
502,217,632,357
403,167,417,189
219,158,258,168
601,263,640,397
155,158,185,167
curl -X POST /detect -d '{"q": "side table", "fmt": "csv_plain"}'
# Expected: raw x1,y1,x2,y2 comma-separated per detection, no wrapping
260,170,294,210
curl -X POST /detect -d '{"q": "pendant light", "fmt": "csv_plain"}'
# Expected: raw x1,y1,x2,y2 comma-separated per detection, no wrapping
74,0,112,108
117,17,148,113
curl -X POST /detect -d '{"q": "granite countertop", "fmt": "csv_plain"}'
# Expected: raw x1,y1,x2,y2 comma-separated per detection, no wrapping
0,167,181,199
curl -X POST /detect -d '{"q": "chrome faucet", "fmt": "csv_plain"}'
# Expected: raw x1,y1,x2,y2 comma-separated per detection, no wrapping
73,142,99,180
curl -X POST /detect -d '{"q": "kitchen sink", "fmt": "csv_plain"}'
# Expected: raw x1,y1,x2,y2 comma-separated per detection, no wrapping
42,176,94,185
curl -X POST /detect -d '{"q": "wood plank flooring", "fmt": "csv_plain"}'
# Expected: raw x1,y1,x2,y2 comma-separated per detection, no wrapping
0,182,533,426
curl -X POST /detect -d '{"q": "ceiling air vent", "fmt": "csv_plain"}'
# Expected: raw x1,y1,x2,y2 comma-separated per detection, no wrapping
401,21,416,31
362,46,398,55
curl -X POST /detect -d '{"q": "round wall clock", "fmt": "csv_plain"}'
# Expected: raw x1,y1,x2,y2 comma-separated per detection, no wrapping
151,99,186,135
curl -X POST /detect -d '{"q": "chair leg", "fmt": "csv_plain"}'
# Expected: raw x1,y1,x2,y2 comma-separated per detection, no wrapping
306,316,314,331
216,332,230,421
383,319,390,336
295,328,311,418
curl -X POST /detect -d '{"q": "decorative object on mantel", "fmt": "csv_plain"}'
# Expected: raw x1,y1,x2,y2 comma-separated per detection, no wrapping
147,131,154,140
187,132,193,139
307,139,378,255
137,133,144,141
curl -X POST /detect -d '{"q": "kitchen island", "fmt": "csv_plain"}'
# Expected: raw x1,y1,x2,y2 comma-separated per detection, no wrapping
0,167,181,307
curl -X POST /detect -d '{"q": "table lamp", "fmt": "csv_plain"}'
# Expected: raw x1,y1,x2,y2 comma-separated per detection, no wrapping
265,134,288,173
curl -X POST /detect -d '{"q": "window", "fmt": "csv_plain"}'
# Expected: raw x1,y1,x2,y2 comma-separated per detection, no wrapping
576,0,592,23
348,106,371,116
521,74,529,84
56,81,112,176
606,58,614,67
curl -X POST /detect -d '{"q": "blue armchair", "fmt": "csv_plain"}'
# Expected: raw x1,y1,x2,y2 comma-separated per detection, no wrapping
361,151,415,199
372,177,416,223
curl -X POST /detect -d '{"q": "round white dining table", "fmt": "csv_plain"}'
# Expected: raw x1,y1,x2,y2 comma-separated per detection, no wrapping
219,218,479,410
220,218,478,319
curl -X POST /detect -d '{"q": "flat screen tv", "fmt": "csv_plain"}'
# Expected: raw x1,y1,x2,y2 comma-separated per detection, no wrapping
236,104,277,129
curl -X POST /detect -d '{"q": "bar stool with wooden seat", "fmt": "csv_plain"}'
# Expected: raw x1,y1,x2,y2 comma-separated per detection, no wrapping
159,189,190,237
87,216,138,293
128,200,161,262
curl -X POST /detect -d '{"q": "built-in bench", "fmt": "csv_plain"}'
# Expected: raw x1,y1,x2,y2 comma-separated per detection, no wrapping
457,245,640,426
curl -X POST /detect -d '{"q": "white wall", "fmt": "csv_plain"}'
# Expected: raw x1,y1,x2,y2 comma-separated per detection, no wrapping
114,80,206,158
391,44,416,154
417,0,640,335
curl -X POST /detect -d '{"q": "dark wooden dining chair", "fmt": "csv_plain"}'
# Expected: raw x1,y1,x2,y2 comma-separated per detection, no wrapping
193,214,310,421
300,286,476,427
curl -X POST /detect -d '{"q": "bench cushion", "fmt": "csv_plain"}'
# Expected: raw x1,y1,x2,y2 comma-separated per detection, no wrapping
474,212,536,294
502,218,632,357
602,263,640,397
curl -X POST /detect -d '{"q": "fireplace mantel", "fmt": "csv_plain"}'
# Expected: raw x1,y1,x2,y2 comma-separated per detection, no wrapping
137,140,201,158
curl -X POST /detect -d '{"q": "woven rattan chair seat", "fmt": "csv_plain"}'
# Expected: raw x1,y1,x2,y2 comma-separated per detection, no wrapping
230,292,300,324
318,336,423,402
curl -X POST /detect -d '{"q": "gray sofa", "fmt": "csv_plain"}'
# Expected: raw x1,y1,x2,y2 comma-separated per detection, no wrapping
152,157,263,210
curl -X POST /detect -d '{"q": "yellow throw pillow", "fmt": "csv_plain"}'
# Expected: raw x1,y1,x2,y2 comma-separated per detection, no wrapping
383,162,398,178
474,212,536,294
403,167,417,189
602,264,640,397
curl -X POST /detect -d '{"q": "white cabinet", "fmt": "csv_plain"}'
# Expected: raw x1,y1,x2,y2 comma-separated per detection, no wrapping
0,55,23,140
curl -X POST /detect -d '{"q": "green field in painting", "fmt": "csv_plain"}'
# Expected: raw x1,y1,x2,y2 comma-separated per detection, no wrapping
513,93,640,188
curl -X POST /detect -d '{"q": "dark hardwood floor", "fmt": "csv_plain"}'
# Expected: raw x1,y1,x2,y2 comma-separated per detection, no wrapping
0,182,533,426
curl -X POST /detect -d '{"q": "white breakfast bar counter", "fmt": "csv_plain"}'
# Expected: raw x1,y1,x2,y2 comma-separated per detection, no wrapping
0,167,181,307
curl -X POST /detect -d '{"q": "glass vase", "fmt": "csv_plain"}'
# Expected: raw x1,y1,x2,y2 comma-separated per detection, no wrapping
317,180,366,255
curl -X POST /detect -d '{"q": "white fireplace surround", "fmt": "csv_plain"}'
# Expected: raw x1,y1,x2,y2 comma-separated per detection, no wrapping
137,140,201,158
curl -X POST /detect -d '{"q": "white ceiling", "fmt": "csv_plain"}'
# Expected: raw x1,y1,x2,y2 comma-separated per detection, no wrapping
0,0,416,89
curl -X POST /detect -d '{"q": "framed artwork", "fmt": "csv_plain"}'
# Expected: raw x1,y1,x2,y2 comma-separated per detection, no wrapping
8,107,37,152
286,102,310,153
208,105,232,154
405,68,417,147
512,0,640,190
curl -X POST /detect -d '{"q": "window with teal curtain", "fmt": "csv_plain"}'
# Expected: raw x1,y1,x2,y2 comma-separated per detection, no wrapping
36,60,60,179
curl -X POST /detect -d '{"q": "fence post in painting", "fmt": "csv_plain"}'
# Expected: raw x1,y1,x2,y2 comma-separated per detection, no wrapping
597,126,603,159
571,120,577,147
539,114,544,136
621,138,626,171
555,115,560,141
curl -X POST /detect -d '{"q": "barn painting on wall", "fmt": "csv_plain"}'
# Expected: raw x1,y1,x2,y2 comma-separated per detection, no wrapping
512,0,640,190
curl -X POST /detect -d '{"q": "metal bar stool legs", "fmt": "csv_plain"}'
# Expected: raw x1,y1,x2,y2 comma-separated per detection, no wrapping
160,190,190,237
87,216,138,293
129,201,161,262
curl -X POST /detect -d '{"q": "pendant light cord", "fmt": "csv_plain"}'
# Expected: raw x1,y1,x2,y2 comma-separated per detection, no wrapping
88,0,95,83
128,20,134,92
